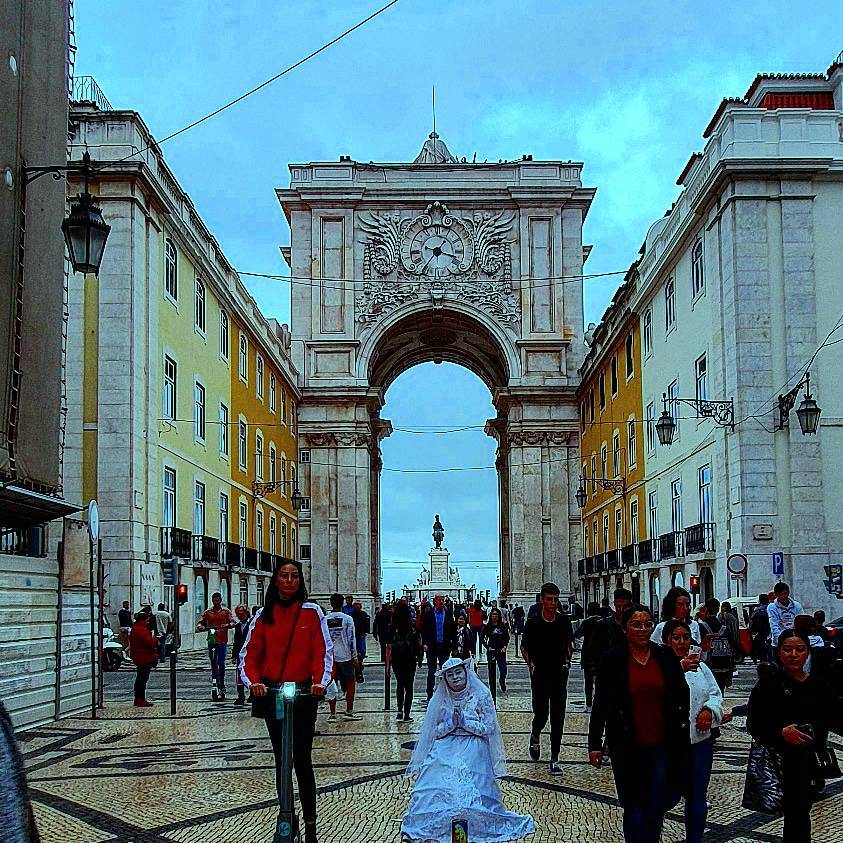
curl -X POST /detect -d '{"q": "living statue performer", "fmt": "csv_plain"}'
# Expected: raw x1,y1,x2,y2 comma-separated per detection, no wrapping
401,657,534,843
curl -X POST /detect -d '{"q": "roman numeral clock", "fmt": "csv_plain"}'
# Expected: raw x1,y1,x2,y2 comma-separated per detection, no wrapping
399,203,473,279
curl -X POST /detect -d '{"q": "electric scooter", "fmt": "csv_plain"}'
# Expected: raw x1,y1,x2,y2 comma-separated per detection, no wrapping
270,681,306,843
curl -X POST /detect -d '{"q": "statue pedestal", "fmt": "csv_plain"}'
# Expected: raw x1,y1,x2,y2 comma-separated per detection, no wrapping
429,547,450,582
402,546,477,604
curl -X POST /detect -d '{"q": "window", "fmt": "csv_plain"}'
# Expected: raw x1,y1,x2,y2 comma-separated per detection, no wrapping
671,479,683,532
238,420,247,471
282,388,288,424
219,310,229,360
194,381,205,442
625,333,634,378
238,501,248,548
194,278,206,334
590,455,597,494
580,401,586,433
291,527,297,558
256,507,264,550
281,521,288,556
627,420,637,468
219,493,229,543
194,481,206,536
630,497,639,543
290,401,296,433
583,528,589,557
255,432,264,481
698,465,712,524
642,308,653,356
163,467,176,527
592,520,599,554
269,443,277,483
610,355,618,396
239,575,248,607
269,514,277,554
602,512,609,552
665,277,676,333
691,239,704,298
256,578,265,605
256,355,264,401
269,373,276,414
588,389,595,423
219,403,229,457
646,402,655,453
600,444,607,481
612,431,620,478
239,334,248,382
163,355,177,420
648,490,659,538
615,507,623,549
281,456,287,494
669,380,680,438
164,240,178,301
290,462,296,490
598,372,606,411
695,354,707,406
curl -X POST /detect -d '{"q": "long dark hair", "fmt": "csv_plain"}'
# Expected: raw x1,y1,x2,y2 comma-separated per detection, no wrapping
261,558,308,625
661,586,692,621
484,607,502,632
390,601,412,636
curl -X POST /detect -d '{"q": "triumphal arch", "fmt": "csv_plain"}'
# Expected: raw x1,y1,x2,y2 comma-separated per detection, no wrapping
278,134,595,608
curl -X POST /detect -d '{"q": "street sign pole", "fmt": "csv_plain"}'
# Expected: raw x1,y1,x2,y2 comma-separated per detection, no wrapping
170,559,179,716
772,551,784,580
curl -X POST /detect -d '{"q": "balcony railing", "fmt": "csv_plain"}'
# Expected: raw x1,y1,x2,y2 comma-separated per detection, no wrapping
638,538,655,565
71,75,112,110
685,523,716,555
621,543,636,567
260,551,274,572
192,534,220,564
606,548,619,569
244,548,258,569
577,558,586,577
585,556,594,575
0,525,46,558
659,531,685,560
161,526,192,559
226,542,242,568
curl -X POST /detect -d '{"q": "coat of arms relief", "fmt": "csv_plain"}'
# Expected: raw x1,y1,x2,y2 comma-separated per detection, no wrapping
355,202,519,335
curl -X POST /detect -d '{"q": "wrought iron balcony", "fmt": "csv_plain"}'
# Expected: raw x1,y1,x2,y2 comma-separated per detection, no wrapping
192,534,220,564
226,542,242,568
0,525,46,558
637,538,654,565
577,558,585,577
685,523,716,555
161,526,192,559
606,548,619,569
260,551,274,572
244,547,258,569
585,556,595,575
621,543,636,567
658,531,685,560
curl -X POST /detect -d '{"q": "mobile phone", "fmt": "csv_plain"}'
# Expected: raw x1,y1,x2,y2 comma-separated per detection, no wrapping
689,645,702,656
796,723,815,740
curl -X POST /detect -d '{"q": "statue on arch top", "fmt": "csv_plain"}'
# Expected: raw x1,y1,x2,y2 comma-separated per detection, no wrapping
432,515,445,549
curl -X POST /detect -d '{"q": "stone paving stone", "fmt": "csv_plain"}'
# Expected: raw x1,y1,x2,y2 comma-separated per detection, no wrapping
25,658,843,842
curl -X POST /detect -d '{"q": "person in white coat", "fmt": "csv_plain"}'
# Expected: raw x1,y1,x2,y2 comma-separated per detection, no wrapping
662,619,728,843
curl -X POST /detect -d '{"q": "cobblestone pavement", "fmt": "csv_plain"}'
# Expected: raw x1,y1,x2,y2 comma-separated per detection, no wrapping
21,650,843,842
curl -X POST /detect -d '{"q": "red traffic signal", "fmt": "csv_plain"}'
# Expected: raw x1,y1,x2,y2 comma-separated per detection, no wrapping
175,583,188,605
689,575,701,595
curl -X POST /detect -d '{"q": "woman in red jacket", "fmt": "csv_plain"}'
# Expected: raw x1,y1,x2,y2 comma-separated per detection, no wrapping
129,607,159,707
239,559,332,843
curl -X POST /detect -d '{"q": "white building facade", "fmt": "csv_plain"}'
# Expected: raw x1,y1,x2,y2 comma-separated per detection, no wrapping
632,60,843,615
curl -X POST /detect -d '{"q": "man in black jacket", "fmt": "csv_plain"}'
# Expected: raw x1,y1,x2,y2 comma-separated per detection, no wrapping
373,603,392,662
421,593,456,700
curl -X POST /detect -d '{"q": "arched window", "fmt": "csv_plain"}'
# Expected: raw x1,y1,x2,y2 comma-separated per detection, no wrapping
194,574,207,623
194,277,206,333
281,521,287,557
164,240,178,300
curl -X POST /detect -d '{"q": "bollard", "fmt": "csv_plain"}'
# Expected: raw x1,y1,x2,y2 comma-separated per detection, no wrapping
383,644,391,710
273,682,302,843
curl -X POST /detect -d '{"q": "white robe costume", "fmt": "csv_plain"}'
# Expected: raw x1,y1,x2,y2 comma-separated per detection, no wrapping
401,658,534,843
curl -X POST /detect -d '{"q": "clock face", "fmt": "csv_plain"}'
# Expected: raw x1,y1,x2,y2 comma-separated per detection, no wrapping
401,223,471,278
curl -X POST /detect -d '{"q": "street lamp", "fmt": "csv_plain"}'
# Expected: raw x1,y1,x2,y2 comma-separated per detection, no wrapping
575,474,626,507
575,482,587,509
656,392,735,447
290,484,303,512
656,401,675,447
252,478,305,512
25,152,111,275
778,370,822,435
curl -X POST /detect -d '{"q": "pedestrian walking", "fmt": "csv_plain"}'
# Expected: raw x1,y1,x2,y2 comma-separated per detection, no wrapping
588,604,691,843
238,558,331,843
663,619,725,843
651,587,704,645
324,593,361,721
701,598,734,693
117,600,133,653
767,582,804,646
452,613,472,660
342,594,355,616
152,602,172,663
130,607,159,707
230,605,251,706
482,607,510,706
521,582,574,776
746,628,842,842
468,599,486,659
421,593,456,700
196,592,235,701
574,602,604,710
748,594,772,663
373,603,392,662
390,601,421,722
512,604,525,651
352,600,370,683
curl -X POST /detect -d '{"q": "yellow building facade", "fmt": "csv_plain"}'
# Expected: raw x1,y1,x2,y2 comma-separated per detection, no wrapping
576,268,645,605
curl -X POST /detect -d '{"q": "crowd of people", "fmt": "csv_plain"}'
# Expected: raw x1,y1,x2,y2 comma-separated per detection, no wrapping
113,570,843,843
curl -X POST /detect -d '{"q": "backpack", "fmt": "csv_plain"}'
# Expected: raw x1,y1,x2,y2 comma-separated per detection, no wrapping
706,629,733,671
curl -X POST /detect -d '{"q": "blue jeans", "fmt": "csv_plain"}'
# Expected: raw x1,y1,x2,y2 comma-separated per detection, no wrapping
612,744,671,843
487,651,507,704
686,738,714,843
208,642,227,691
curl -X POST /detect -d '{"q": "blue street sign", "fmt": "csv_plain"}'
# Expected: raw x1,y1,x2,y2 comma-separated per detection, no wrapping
772,551,784,578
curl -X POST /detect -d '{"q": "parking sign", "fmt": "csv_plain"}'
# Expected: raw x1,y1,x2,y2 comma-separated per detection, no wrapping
772,551,784,578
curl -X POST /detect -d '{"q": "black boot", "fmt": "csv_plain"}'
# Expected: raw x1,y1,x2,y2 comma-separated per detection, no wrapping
235,688,245,706
304,821,318,843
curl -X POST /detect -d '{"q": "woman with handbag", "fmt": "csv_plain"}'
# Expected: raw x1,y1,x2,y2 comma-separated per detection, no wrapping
390,601,422,722
481,608,510,706
239,559,332,843
746,627,842,842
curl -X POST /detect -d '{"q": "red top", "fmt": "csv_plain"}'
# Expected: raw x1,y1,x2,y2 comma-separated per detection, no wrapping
239,601,332,688
628,652,666,746
130,620,159,667
468,606,485,628
200,607,234,644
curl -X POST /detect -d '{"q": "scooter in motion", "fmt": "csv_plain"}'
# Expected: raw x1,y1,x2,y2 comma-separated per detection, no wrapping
270,682,309,843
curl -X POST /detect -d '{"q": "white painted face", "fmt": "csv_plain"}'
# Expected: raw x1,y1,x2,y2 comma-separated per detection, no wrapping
444,664,468,693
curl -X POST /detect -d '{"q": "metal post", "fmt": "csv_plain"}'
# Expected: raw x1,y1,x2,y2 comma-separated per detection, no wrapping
170,572,178,716
383,644,391,710
89,536,97,719
55,540,64,721
97,539,104,709
274,687,299,843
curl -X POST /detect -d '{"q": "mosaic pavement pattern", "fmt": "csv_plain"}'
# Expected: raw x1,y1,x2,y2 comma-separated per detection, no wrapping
21,651,843,843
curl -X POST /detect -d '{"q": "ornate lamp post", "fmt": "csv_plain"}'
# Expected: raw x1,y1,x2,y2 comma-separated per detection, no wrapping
656,392,735,447
778,371,822,435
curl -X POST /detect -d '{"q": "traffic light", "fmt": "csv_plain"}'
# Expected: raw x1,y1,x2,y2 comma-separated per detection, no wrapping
823,564,842,596
176,582,188,605
689,574,701,595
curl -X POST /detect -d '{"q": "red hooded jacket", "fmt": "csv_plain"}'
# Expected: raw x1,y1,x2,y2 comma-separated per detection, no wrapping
130,619,159,667
239,601,332,688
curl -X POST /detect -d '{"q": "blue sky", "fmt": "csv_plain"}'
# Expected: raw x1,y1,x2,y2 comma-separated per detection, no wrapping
76,1,842,591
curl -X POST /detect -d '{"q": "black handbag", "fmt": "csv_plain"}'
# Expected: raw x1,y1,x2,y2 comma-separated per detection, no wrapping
811,743,842,779
741,741,784,815
250,603,303,720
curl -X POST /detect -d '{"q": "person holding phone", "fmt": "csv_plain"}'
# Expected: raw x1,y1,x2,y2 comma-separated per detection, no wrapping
663,619,725,843
239,559,332,843
747,628,842,842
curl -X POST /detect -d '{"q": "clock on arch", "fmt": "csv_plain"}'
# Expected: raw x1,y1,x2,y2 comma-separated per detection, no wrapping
399,202,473,279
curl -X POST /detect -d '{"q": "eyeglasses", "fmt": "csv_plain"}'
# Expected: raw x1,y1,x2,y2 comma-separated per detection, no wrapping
628,621,655,631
